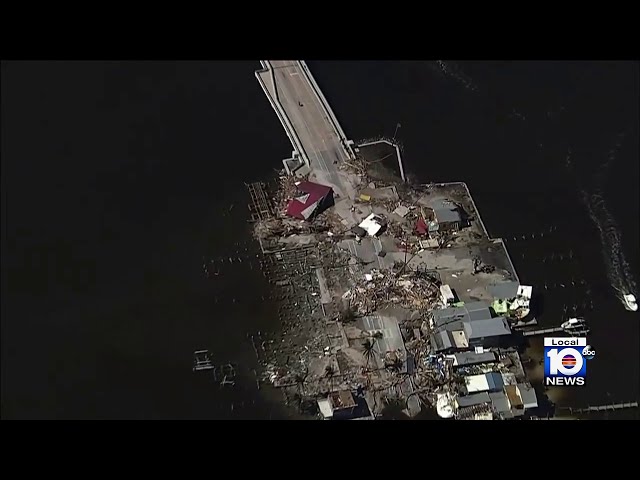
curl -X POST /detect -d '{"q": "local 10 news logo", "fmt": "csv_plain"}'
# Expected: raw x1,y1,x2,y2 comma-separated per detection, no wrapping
544,337,596,386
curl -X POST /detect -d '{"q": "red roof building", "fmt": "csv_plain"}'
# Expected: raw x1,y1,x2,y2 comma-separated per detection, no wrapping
416,217,428,235
286,181,334,220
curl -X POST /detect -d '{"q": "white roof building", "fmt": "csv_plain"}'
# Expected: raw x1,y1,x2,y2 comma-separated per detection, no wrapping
358,213,386,237
464,372,504,393
440,284,455,306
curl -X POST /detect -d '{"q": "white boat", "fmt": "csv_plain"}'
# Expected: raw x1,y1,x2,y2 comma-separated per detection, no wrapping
622,293,638,312
561,317,586,330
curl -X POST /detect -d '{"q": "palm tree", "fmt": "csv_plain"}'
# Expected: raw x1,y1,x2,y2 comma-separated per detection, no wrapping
386,356,404,374
362,339,376,371
294,372,306,397
324,364,336,392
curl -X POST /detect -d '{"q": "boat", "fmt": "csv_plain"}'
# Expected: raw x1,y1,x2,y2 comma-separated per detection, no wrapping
561,317,586,330
622,293,638,312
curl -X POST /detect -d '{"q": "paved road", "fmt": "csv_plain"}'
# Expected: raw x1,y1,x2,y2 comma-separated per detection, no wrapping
269,60,350,197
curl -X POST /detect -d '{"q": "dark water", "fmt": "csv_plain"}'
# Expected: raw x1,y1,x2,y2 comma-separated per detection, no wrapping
1,61,291,419
2,60,638,419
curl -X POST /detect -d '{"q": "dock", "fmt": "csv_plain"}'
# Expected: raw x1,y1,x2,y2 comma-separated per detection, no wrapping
522,326,589,337
193,350,214,372
246,181,275,221
522,317,589,337
560,401,638,414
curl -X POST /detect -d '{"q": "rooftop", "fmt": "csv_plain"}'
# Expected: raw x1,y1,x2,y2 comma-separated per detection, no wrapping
465,372,504,393
329,391,357,410
286,181,333,220
456,392,491,408
432,301,493,327
433,205,462,224
489,281,520,300
516,383,538,409
359,213,386,237
466,316,511,339
489,391,514,419
447,351,498,367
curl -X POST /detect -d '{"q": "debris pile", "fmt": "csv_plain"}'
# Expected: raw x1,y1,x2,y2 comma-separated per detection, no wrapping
245,143,538,420
344,269,441,315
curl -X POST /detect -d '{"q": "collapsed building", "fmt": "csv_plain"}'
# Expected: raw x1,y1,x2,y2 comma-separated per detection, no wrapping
285,181,335,220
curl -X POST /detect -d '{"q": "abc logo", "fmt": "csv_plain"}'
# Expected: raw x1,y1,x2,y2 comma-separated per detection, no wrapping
547,347,585,376
582,345,596,360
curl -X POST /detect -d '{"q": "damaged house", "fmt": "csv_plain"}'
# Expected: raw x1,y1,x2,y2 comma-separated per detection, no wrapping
429,301,512,353
489,281,533,319
358,213,387,237
285,181,334,220
415,199,467,237
432,201,462,232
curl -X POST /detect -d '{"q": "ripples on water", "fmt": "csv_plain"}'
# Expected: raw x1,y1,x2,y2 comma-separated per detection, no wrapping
569,131,638,307
434,60,637,309
430,61,480,92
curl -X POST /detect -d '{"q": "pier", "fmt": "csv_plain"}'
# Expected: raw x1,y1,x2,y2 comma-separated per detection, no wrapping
522,317,589,337
193,350,214,372
246,182,274,222
522,326,589,337
559,401,638,414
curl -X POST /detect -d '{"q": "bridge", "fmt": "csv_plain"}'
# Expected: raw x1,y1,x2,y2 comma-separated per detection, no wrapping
255,60,357,199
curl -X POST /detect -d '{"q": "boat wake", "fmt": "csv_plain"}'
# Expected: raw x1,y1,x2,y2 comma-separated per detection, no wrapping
582,189,637,307
577,132,637,308
429,61,480,92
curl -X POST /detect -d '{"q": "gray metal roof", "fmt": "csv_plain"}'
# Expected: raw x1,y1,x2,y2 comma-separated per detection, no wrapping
444,320,466,333
467,316,511,339
452,351,498,366
489,281,520,300
432,306,466,325
465,301,490,312
432,301,492,327
434,206,461,224
430,331,453,352
489,391,514,418
469,308,493,322
486,372,504,391
517,383,538,409
456,392,491,408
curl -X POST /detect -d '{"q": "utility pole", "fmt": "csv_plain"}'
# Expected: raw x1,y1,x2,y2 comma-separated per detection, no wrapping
393,123,401,142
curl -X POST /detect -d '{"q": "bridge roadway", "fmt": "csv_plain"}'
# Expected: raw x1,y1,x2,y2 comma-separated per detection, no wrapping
256,60,354,199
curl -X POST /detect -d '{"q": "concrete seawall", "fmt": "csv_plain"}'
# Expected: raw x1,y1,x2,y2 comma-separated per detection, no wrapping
357,139,406,182
420,181,520,283
457,182,520,282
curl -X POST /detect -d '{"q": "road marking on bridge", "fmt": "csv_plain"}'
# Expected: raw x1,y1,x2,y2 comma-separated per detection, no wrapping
297,63,350,164
274,63,350,199
284,68,331,174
